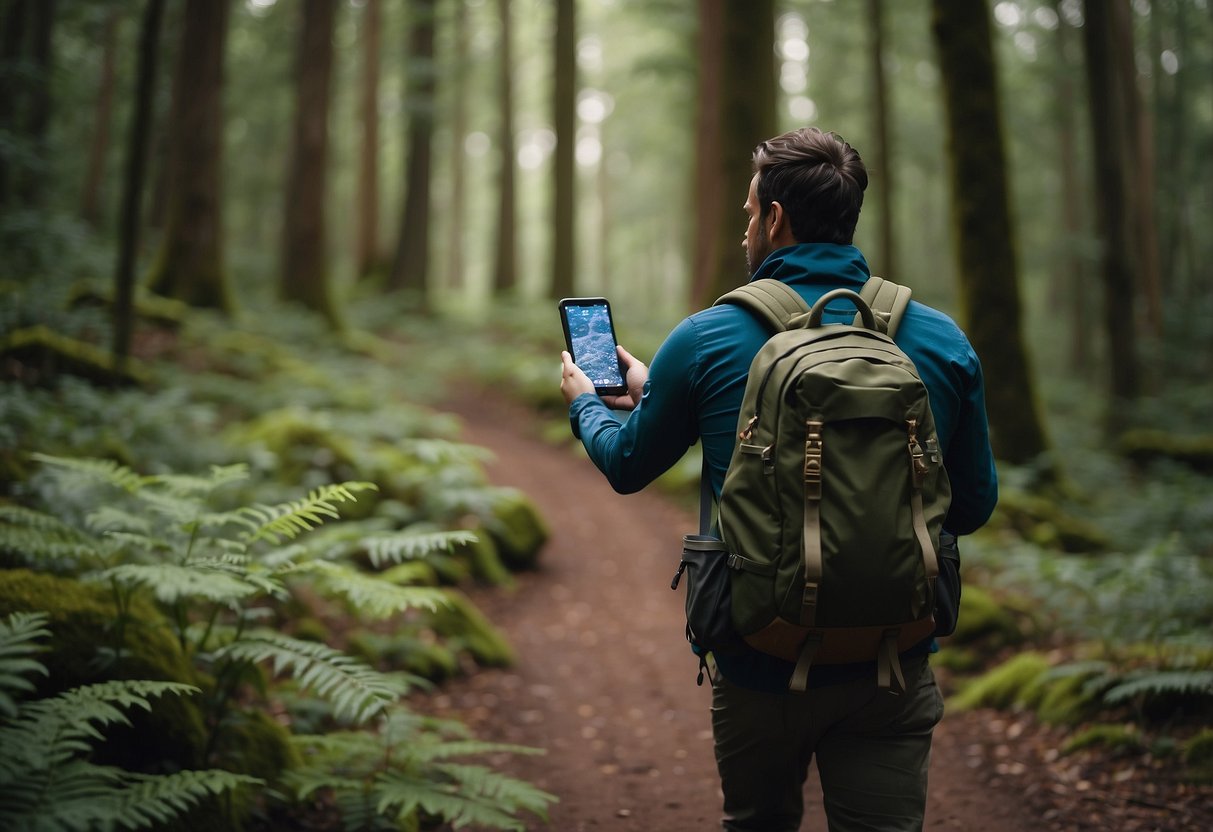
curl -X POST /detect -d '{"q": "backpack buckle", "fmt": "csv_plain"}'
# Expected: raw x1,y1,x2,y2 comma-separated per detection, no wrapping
804,421,823,498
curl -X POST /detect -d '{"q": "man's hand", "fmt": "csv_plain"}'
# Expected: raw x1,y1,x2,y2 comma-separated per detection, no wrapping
560,351,596,405
559,345,649,410
600,345,648,410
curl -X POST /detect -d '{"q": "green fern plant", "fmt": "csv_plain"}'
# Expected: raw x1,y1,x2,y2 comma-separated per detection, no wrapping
0,612,260,832
4,454,547,829
288,710,556,832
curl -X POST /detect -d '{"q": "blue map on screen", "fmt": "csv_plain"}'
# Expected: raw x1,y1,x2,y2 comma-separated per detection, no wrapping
566,304,624,388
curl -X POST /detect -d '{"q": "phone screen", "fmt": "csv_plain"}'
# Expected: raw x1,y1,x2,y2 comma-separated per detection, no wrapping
562,301,625,392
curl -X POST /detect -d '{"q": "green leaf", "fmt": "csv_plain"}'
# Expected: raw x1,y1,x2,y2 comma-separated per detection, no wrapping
1102,670,1213,705
96,563,264,605
31,454,152,493
362,529,479,568
308,561,449,619
218,632,406,724
237,482,379,543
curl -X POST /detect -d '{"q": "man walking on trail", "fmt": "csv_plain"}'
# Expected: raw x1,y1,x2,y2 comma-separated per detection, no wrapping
558,127,998,831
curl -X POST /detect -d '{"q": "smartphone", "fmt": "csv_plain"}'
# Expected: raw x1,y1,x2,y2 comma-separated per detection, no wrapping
558,297,627,396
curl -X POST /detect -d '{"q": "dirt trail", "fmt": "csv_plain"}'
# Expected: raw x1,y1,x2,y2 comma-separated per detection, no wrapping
421,393,1039,831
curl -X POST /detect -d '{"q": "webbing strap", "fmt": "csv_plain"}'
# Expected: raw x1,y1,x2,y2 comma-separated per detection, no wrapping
876,629,906,692
715,279,811,333
910,489,940,581
698,460,714,536
802,420,824,626
857,276,913,337
789,633,822,693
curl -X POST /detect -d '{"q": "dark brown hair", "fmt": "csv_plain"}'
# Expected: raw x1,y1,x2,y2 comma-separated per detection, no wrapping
752,127,868,245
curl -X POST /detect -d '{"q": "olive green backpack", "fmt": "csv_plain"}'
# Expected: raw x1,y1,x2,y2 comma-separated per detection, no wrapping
693,277,951,693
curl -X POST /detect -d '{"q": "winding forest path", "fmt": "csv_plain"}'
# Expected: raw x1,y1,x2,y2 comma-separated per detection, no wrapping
421,393,1039,831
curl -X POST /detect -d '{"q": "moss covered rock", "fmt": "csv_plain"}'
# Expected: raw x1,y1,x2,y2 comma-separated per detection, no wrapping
949,651,1051,711
452,529,513,587
948,584,1028,648
431,592,515,668
989,489,1110,554
483,489,548,570
0,569,207,770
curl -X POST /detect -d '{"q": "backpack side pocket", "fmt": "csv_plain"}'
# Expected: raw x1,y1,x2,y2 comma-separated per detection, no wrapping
672,535,743,654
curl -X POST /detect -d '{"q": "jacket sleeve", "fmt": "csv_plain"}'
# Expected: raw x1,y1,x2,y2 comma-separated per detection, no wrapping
943,355,999,535
568,318,701,494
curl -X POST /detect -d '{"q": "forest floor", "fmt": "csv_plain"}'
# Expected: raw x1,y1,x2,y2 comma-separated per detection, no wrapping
414,390,1209,832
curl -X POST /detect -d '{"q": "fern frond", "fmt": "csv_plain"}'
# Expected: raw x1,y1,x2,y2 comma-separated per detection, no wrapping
0,760,259,832
107,768,262,828
308,561,449,619
362,529,478,568
284,769,368,800
405,739,545,764
0,612,50,719
402,439,495,467
0,506,99,563
85,505,152,535
0,680,199,776
1102,670,1213,705
1041,660,1113,681
152,463,250,497
237,482,379,544
433,762,556,818
372,771,526,832
218,632,405,724
31,453,152,493
95,563,263,605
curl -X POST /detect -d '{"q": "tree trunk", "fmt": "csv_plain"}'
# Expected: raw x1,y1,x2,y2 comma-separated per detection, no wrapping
492,0,518,294
281,0,339,327
446,0,470,291
1109,0,1161,338
0,0,28,208
81,9,119,228
355,0,382,280
1081,0,1139,403
146,0,233,312
389,0,438,298
0,0,55,209
689,0,777,309
866,0,896,278
113,0,166,373
1052,0,1089,372
931,0,1051,466
549,0,576,300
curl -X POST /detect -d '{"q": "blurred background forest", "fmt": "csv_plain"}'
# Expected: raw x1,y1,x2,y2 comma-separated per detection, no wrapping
1,0,1213,829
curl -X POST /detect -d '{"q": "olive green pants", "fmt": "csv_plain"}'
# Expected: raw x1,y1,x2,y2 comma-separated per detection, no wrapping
710,655,943,832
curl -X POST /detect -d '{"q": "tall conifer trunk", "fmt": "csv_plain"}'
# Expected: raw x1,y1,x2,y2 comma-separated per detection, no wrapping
549,0,576,300
281,0,339,327
355,0,382,280
146,0,233,312
931,0,1050,466
492,0,518,294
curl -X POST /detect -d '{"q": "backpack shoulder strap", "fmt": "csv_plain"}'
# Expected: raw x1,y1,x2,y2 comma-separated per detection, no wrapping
714,278,810,333
857,275,912,337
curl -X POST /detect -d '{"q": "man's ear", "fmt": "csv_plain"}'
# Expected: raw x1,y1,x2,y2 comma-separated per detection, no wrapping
767,201,794,246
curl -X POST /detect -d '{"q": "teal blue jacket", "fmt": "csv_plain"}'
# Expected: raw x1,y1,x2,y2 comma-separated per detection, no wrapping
568,243,999,691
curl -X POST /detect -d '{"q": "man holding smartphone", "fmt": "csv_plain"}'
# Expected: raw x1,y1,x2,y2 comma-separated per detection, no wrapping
559,126,998,832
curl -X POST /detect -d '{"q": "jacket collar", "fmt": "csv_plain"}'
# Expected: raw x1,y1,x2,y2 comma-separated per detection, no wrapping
748,243,870,288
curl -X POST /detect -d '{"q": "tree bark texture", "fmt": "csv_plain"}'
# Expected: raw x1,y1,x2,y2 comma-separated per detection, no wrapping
1109,0,1161,337
113,0,166,371
867,0,896,278
147,0,233,312
690,0,777,309
281,0,339,326
1051,0,1090,372
446,0,470,291
81,9,119,228
549,0,576,300
355,0,382,279
931,0,1051,465
1081,0,1140,402
0,0,55,209
492,0,518,294
390,0,438,297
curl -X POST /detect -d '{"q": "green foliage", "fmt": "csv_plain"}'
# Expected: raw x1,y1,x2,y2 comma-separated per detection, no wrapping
0,612,260,832
3,449,547,828
1062,723,1145,757
949,652,1051,712
218,631,410,725
288,711,556,832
